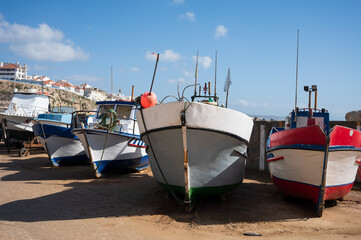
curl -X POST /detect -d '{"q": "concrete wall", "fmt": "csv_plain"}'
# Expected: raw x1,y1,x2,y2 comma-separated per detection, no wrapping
247,120,361,171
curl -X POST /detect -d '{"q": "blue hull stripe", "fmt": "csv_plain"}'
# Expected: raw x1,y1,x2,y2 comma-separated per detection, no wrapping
329,146,361,151
51,155,89,166
94,155,149,174
79,129,141,139
267,144,326,152
33,123,75,139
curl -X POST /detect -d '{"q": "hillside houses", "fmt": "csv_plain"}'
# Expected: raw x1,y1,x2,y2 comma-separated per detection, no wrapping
0,61,108,102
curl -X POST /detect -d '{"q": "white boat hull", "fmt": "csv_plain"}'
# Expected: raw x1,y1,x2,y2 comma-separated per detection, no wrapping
32,123,88,166
267,124,361,215
326,150,360,200
36,135,88,166
136,101,253,204
0,114,33,132
72,129,148,178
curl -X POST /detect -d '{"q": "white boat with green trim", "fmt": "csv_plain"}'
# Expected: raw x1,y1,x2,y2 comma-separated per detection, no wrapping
136,100,254,208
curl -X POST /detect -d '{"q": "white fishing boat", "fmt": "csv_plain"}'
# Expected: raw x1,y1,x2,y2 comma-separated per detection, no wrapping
137,100,254,207
32,111,93,166
136,52,253,208
267,85,361,216
0,90,50,141
72,99,148,178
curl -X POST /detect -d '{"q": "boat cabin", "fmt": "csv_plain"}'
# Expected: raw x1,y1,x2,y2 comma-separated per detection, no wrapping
4,91,50,116
285,109,330,135
95,100,138,134
285,85,330,135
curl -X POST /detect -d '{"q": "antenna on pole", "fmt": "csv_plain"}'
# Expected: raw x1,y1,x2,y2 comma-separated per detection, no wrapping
294,29,300,120
111,66,113,100
214,51,218,102
194,50,199,97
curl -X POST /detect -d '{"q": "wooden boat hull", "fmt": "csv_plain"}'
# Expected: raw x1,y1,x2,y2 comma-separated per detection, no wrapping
144,127,247,201
326,125,361,200
267,125,361,214
32,123,88,166
0,114,34,141
136,101,254,206
72,129,148,178
268,148,326,205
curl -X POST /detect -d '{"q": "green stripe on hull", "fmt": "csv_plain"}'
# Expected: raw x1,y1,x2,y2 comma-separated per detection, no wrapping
157,181,242,204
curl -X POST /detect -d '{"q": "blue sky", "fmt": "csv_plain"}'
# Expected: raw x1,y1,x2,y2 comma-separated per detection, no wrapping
0,0,360,120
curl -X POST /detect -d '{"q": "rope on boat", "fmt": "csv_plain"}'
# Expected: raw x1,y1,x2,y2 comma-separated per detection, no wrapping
95,111,115,176
316,136,330,217
40,122,52,163
96,129,110,174
180,109,190,204
139,108,183,204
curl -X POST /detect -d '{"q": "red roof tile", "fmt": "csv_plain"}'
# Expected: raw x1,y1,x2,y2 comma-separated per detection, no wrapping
0,64,19,69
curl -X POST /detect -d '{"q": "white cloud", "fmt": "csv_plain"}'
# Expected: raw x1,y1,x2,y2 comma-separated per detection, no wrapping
184,70,193,77
145,50,182,62
33,64,47,71
0,15,89,61
173,0,185,4
145,52,158,61
180,12,195,22
237,99,273,108
178,77,186,83
163,50,182,62
65,74,102,83
237,99,255,107
130,67,140,72
167,77,186,84
192,55,212,69
214,25,228,38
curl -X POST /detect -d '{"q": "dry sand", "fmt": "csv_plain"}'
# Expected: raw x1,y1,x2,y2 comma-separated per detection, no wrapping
0,143,360,240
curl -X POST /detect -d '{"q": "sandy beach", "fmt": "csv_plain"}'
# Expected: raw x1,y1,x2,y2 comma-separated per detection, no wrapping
0,144,360,240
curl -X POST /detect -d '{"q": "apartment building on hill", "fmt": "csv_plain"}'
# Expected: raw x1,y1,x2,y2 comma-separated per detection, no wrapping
0,62,27,80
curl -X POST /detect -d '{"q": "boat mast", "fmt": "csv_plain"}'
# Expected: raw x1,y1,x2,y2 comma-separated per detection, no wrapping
149,53,159,95
111,66,113,101
194,50,199,98
214,51,218,102
294,29,300,120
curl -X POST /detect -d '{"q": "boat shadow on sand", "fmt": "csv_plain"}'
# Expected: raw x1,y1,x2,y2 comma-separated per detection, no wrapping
0,147,348,224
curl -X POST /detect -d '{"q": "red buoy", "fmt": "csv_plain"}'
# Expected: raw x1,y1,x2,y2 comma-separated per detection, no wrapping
140,92,157,108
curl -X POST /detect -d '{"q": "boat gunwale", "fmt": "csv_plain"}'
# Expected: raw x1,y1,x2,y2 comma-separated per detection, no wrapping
72,128,141,139
139,125,249,146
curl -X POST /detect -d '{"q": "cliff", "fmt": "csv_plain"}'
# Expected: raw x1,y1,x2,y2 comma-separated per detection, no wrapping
345,110,361,121
0,79,96,111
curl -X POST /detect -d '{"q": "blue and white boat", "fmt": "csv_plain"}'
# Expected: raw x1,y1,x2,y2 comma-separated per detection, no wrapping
72,100,148,178
32,110,93,166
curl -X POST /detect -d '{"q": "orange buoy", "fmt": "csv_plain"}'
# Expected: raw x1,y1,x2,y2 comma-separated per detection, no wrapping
140,92,157,108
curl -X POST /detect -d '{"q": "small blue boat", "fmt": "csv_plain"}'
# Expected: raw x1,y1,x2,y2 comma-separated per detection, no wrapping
32,110,94,166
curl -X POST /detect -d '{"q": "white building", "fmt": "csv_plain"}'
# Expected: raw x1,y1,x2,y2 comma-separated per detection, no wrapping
0,62,27,80
84,87,107,101
27,75,50,82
